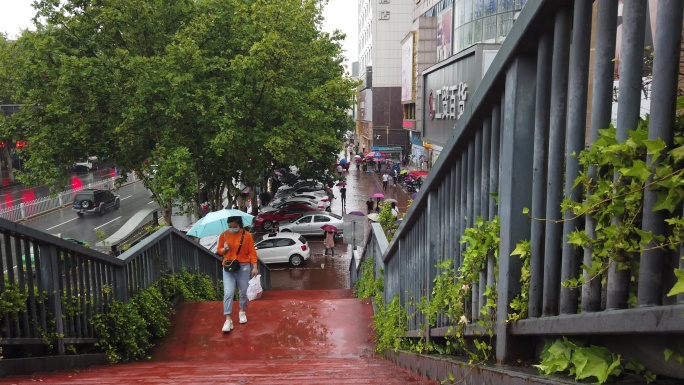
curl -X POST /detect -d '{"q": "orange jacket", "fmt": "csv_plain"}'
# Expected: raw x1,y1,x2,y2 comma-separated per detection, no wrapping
217,229,258,265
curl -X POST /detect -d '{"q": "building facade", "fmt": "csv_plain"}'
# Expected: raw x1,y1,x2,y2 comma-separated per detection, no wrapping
357,0,415,159
402,0,526,169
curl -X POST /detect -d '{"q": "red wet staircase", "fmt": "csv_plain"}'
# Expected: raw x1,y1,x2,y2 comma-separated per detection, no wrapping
1,290,437,384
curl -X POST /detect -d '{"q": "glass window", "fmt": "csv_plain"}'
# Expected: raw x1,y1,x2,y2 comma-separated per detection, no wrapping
483,15,497,42
484,0,497,16
499,0,514,12
257,240,275,249
454,0,463,27
314,216,331,223
497,12,515,42
464,0,473,23
473,0,484,19
275,239,295,247
297,216,313,224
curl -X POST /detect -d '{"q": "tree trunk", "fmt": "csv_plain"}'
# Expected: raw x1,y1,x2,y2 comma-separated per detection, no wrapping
163,201,173,227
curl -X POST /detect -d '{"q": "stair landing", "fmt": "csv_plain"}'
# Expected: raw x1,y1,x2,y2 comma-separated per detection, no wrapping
1,290,437,384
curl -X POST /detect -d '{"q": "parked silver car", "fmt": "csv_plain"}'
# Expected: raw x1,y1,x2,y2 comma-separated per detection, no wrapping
279,212,344,236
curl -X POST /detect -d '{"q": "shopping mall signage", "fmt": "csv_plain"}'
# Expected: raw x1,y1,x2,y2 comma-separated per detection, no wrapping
428,82,468,121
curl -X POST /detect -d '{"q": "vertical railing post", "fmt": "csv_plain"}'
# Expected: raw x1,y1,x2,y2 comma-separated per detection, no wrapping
113,265,129,303
39,244,65,354
542,7,571,316
583,0,619,312
496,55,537,364
608,0,648,310
560,0,592,315
639,0,684,306
529,32,553,318
426,189,440,341
487,104,501,318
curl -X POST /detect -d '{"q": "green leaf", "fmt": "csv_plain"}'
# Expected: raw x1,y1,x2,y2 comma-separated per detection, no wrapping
522,207,529,215
666,269,684,297
620,160,651,182
572,345,620,384
670,144,684,163
664,348,674,361
634,228,653,245
653,190,678,213
643,139,666,156
490,192,499,204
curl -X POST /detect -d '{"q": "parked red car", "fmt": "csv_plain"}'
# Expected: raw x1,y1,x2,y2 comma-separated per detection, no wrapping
254,205,318,231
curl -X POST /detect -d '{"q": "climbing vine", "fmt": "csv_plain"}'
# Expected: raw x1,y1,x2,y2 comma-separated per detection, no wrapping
419,216,500,363
557,114,684,297
508,240,531,322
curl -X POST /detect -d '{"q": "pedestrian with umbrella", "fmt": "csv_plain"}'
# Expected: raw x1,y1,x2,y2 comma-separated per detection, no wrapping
322,224,338,255
372,193,385,213
217,216,259,333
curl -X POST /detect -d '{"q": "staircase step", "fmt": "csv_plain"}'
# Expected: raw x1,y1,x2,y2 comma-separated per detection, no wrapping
151,295,375,361
3,358,437,384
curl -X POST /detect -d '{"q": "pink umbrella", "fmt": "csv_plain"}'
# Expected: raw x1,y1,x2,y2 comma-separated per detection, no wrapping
372,193,385,199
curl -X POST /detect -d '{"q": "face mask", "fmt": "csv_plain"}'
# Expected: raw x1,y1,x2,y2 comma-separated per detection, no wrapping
228,227,240,234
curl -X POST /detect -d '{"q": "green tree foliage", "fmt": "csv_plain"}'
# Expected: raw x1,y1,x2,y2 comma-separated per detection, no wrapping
2,0,356,221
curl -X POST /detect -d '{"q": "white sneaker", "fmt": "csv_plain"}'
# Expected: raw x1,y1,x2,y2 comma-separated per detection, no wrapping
239,311,247,324
222,319,233,332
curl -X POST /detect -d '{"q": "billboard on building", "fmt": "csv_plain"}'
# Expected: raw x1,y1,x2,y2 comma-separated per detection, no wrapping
436,7,452,62
401,33,415,102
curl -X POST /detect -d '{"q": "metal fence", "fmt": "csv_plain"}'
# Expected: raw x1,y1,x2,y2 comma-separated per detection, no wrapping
0,217,270,360
370,0,684,380
0,173,138,222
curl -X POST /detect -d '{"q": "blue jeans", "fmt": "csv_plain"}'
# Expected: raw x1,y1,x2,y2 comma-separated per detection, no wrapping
223,263,251,315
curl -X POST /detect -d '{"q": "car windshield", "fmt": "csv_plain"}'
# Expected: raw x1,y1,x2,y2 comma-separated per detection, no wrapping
298,236,307,245
328,213,342,219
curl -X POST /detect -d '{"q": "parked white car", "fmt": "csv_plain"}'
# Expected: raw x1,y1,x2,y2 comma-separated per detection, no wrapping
254,232,310,266
279,212,344,236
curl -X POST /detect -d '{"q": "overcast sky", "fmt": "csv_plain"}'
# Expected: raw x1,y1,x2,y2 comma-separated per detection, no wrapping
0,0,358,64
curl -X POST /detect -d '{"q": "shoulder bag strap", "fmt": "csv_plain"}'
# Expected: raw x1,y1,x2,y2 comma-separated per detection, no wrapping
235,230,246,256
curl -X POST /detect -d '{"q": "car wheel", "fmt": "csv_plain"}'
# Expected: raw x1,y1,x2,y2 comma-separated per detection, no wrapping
262,221,273,231
281,229,292,232
98,204,105,216
289,254,303,267
80,200,92,209
114,199,120,209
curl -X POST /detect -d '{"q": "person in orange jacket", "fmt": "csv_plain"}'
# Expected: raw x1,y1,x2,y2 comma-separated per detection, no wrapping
217,216,259,333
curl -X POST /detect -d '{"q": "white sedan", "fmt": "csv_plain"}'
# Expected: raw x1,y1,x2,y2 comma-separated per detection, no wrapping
279,212,344,236
254,232,311,266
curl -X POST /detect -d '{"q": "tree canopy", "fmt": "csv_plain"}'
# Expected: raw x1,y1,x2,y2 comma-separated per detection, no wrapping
0,0,356,222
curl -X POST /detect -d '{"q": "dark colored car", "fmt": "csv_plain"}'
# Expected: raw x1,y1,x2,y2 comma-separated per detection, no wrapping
254,205,318,231
73,188,120,216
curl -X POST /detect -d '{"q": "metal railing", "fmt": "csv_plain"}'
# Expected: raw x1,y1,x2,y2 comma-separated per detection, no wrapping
0,173,138,222
373,0,684,380
0,217,270,361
